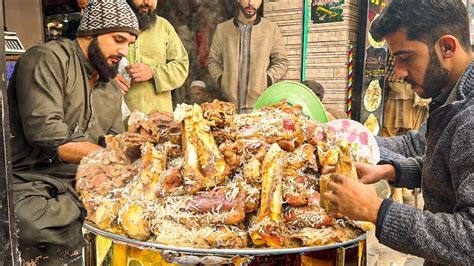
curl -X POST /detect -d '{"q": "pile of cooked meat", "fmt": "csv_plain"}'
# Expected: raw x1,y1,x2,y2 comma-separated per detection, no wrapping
76,100,372,249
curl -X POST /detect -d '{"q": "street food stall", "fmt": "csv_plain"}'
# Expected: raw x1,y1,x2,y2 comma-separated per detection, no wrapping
0,1,393,265
77,82,389,265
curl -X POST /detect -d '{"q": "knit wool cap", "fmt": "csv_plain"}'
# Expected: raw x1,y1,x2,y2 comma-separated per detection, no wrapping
77,0,139,38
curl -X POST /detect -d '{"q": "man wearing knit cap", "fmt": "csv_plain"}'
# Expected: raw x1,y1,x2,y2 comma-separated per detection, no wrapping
7,0,138,258
116,0,189,114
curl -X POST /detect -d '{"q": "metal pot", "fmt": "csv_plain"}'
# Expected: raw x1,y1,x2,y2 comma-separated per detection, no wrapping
83,223,367,265
81,180,390,265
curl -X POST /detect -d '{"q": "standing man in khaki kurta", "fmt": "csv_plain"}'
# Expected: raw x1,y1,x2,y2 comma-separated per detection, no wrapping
8,0,138,258
117,0,189,113
208,0,289,113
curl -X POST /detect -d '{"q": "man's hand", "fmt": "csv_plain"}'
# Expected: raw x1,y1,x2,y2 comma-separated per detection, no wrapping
323,174,382,223
126,63,153,82
58,142,103,164
356,163,396,184
115,74,131,95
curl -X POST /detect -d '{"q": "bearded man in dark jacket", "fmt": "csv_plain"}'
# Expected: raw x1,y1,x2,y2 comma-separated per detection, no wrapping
323,0,473,264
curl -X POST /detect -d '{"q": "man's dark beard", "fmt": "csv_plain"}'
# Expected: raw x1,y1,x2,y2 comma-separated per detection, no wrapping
88,37,120,82
127,0,157,31
403,49,450,99
422,49,449,99
420,50,450,99
238,4,256,19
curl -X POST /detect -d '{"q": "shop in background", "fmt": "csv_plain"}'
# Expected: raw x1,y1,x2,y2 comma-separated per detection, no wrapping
353,0,390,135
42,0,81,41
311,0,345,24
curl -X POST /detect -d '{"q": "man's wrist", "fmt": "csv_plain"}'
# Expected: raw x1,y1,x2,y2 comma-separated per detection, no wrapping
368,197,383,224
378,162,397,182
375,198,394,238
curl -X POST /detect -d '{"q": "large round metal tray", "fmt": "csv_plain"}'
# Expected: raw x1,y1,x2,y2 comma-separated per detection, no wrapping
83,222,366,256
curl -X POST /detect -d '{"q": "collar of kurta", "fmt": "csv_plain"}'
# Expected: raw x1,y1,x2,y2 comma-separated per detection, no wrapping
73,39,96,80
233,14,261,27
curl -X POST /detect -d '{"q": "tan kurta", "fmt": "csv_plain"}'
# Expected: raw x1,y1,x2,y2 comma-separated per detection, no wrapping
382,82,430,137
125,16,189,113
208,17,289,108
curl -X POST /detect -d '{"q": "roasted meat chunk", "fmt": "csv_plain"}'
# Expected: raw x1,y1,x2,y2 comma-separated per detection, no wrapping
233,110,304,152
76,135,138,199
288,224,361,247
127,142,168,202
175,104,230,194
249,144,287,247
201,99,236,128
283,204,335,229
127,111,182,156
183,185,246,225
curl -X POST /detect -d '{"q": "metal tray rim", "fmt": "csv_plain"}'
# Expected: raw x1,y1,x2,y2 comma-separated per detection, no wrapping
83,222,367,255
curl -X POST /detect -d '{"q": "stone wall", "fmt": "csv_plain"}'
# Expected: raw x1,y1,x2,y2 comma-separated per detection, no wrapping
264,0,360,113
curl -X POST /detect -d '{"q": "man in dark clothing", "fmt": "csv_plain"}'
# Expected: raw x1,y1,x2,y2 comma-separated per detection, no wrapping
8,0,138,255
376,122,427,161
323,0,473,264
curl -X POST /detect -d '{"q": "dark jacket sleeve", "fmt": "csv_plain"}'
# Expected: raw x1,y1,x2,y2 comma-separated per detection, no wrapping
15,46,85,157
377,123,474,264
375,123,427,160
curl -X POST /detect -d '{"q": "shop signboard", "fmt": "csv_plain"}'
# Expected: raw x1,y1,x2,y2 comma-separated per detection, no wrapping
311,0,345,23
353,0,390,135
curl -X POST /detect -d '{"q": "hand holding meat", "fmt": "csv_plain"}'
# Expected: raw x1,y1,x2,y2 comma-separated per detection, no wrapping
356,163,396,184
323,174,382,223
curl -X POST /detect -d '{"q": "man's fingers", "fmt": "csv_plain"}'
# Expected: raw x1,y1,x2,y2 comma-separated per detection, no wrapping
359,177,373,184
117,83,128,95
355,162,366,176
116,75,131,88
326,179,341,195
127,63,141,69
321,165,336,175
329,173,344,184
328,201,339,213
322,191,336,202
131,73,141,80
128,68,141,75
323,193,340,215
